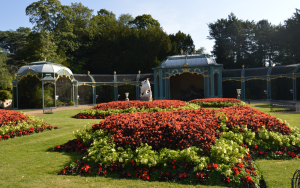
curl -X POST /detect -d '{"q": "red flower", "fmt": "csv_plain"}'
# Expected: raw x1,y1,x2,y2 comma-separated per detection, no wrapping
213,164,218,169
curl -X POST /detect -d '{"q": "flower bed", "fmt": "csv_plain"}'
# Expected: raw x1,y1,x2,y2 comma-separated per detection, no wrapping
56,99,300,187
91,109,221,151
189,98,242,107
72,101,197,119
218,105,291,134
91,100,188,110
0,109,29,126
0,109,58,141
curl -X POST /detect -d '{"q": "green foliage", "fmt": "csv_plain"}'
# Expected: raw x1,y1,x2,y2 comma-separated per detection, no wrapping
0,49,12,91
169,31,195,54
129,14,160,29
0,90,12,101
208,9,300,68
76,102,199,117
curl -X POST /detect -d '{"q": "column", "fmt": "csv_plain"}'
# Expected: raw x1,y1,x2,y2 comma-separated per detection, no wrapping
241,79,245,101
159,69,163,99
267,77,271,101
154,70,158,100
114,84,118,101
72,83,75,106
210,67,214,98
42,81,44,108
93,86,96,105
293,76,296,101
136,82,140,100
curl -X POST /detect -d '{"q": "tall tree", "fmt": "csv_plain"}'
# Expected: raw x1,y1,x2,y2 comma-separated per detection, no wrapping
129,14,160,29
0,48,12,90
169,31,195,54
208,13,256,69
118,13,134,26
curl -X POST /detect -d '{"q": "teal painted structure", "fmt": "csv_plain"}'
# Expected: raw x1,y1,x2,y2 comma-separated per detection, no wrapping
12,58,300,109
152,54,223,100
222,63,300,101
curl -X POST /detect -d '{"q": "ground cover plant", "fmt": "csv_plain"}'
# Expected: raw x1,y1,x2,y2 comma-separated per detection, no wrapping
1,105,300,188
0,109,57,141
54,98,300,187
189,98,242,107
72,100,195,119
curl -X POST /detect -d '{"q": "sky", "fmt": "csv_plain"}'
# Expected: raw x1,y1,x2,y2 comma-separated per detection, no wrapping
1,0,299,54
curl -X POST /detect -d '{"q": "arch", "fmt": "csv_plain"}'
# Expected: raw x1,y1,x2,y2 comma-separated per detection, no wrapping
170,72,204,101
18,75,42,109
56,77,74,106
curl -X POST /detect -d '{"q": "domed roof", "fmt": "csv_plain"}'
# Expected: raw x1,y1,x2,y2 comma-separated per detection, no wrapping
160,54,216,68
17,61,73,75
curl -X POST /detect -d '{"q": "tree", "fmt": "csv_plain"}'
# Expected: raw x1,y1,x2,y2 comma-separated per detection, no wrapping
196,47,206,54
97,9,116,19
169,31,195,54
129,14,160,29
0,48,12,91
0,29,29,54
208,13,256,69
118,13,134,26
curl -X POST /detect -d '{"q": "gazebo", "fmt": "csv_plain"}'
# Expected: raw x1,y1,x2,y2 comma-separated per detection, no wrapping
153,54,223,100
12,61,74,109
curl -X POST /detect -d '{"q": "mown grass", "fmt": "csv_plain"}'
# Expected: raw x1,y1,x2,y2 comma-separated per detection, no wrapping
0,104,299,187
248,103,300,188
0,109,223,188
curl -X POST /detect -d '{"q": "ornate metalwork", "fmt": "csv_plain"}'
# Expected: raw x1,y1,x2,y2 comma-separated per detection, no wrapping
56,74,73,82
183,62,189,67
43,81,55,85
241,76,245,83
292,169,300,188
182,68,190,73
267,75,271,81
18,72,41,82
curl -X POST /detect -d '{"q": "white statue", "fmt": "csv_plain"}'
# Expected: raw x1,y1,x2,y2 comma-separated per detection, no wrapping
140,78,152,101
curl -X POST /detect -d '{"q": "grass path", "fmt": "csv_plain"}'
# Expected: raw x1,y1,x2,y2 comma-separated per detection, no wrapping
0,105,299,187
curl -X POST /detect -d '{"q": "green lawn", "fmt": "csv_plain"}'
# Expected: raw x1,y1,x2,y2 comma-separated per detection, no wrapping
0,105,299,187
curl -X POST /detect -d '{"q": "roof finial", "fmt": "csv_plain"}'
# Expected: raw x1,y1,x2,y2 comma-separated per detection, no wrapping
242,65,244,69
180,49,183,55
138,70,141,74
44,57,47,61
114,71,116,75
88,71,90,75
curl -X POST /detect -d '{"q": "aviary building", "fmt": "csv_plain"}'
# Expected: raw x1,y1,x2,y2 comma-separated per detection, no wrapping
12,54,300,109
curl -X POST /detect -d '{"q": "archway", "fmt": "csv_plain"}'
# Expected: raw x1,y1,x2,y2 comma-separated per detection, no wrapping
170,73,204,101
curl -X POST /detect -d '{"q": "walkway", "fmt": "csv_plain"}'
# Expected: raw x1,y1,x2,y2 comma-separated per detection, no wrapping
21,105,94,116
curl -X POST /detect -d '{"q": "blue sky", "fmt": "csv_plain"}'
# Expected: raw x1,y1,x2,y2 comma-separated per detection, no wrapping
1,0,299,54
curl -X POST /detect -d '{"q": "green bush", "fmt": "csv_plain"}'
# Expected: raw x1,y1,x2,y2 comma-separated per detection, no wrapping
0,90,12,101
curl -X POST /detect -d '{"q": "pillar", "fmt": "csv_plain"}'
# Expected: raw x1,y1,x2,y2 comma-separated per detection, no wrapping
210,67,214,98
267,77,271,101
114,83,118,101
293,75,296,101
159,69,163,99
136,82,140,100
154,70,158,100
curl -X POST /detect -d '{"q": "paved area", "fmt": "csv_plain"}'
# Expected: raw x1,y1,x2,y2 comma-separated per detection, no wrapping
21,105,94,116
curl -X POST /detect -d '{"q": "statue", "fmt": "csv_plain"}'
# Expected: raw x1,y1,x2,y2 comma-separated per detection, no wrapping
140,78,152,101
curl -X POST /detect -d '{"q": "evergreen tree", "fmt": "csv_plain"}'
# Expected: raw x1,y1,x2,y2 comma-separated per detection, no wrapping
0,48,12,90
